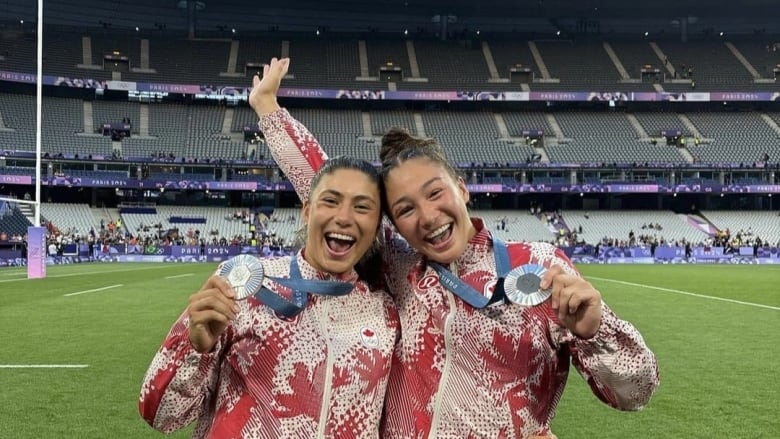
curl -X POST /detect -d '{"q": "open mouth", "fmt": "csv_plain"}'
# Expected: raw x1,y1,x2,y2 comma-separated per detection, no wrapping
324,232,356,256
424,223,453,247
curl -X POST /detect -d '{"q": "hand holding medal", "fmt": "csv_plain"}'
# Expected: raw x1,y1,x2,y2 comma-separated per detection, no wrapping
186,272,241,354
216,254,354,318
541,264,603,339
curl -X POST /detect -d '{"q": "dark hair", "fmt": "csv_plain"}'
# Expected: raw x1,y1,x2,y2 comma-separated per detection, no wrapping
310,155,380,193
379,127,461,213
307,155,385,290
380,127,459,179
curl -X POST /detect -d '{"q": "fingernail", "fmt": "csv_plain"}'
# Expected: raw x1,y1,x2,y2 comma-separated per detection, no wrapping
233,304,240,313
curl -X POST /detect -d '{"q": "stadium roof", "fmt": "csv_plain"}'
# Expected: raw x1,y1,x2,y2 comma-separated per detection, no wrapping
2,0,777,32
205,0,779,19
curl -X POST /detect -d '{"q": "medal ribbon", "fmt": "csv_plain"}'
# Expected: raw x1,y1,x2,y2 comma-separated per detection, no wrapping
254,257,354,317
429,237,511,309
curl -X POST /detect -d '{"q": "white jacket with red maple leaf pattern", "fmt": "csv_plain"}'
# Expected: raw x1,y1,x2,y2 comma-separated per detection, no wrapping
139,251,400,438
260,108,659,439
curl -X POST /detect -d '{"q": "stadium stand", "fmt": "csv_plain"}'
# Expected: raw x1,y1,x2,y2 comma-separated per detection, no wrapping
41,203,102,235
92,100,141,135
731,41,779,79
370,110,419,136
235,38,284,78
683,112,780,164
43,31,111,81
562,210,708,245
549,112,687,164
477,210,556,243
608,41,666,84
531,41,623,90
0,29,776,260
502,111,555,137
0,205,32,237
120,38,231,85
704,211,779,243
420,111,529,165
287,38,363,89
365,39,412,82
115,206,302,246
633,112,693,139
410,39,493,90
487,40,541,85
0,94,35,151
652,41,759,90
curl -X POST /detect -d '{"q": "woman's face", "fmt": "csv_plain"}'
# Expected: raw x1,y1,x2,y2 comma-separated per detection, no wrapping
302,169,381,275
383,158,475,265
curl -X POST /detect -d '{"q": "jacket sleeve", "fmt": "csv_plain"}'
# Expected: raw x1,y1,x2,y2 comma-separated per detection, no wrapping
542,245,660,411
138,311,227,433
259,108,328,201
565,302,659,411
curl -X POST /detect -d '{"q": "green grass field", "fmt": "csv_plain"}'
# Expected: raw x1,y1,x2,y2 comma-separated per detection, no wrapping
0,263,778,438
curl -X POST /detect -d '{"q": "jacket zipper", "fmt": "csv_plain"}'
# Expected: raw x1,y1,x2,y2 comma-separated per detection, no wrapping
428,262,458,438
316,299,334,437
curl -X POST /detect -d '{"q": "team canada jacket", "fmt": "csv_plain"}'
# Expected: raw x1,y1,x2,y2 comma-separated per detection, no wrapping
260,108,660,439
139,251,400,438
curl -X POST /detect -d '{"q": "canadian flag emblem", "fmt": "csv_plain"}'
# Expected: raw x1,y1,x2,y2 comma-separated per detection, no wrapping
360,327,379,348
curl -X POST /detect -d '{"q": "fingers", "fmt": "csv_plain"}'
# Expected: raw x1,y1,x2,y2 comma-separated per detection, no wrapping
190,309,233,327
189,291,238,320
249,57,288,115
544,267,603,338
188,276,239,322
544,266,591,316
539,264,564,290
278,57,290,74
265,57,289,77
200,275,235,300
554,284,587,321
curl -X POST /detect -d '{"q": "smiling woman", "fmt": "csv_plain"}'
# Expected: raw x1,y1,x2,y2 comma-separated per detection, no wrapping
300,157,383,278
138,154,399,438
254,57,659,438
379,128,474,265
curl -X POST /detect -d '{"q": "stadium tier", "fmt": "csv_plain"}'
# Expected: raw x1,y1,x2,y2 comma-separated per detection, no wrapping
2,29,779,90
3,91,776,166
0,26,777,262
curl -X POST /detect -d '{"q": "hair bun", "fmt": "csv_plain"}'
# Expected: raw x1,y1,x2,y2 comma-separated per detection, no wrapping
380,127,440,163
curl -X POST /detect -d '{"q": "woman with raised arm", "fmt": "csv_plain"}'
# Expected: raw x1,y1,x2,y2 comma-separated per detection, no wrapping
139,155,399,438
251,57,659,439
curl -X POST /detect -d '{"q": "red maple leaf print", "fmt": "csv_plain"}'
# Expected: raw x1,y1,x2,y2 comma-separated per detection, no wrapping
274,361,324,421
353,349,389,395
480,329,526,394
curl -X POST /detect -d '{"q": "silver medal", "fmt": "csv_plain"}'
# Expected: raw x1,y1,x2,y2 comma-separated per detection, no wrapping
503,264,551,306
217,254,265,300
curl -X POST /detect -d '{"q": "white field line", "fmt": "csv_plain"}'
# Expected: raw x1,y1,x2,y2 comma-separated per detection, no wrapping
63,284,123,297
0,364,89,369
588,276,780,311
0,265,178,284
165,273,194,279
